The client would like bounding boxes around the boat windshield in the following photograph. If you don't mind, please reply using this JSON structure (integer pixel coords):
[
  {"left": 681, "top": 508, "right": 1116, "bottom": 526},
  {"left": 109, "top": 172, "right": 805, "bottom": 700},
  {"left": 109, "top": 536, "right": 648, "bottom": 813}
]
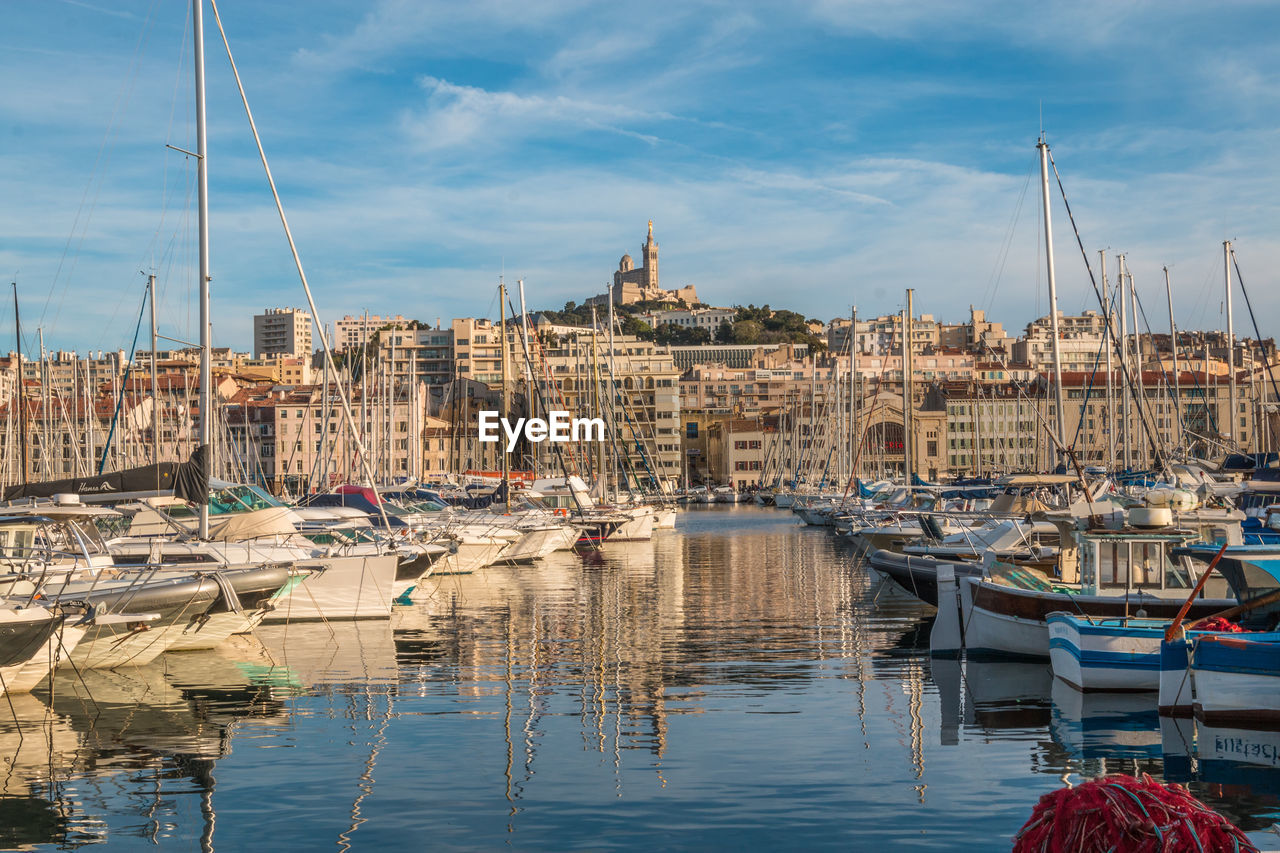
[{"left": 165, "top": 485, "right": 285, "bottom": 518}]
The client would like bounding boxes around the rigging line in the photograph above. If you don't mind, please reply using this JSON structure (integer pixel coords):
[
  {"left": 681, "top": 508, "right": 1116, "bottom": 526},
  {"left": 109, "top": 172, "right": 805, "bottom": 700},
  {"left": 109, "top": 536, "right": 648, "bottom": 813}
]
[
  {"left": 1130, "top": 285, "right": 1189, "bottom": 450},
  {"left": 1046, "top": 152, "right": 1168, "bottom": 475},
  {"left": 982, "top": 156, "right": 1036, "bottom": 313},
  {"left": 1230, "top": 252, "right": 1280, "bottom": 415},
  {"left": 1068, "top": 299, "right": 1114, "bottom": 451},
  {"left": 44, "top": 0, "right": 165, "bottom": 332},
  {"left": 144, "top": 0, "right": 193, "bottom": 269},
  {"left": 209, "top": 0, "right": 388, "bottom": 528},
  {"left": 96, "top": 289, "right": 150, "bottom": 474}
]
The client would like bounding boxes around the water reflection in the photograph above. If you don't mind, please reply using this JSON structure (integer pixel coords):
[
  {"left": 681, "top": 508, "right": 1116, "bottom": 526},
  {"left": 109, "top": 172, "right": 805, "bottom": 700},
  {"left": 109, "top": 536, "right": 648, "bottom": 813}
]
[{"left": 1, "top": 506, "right": 1276, "bottom": 849}]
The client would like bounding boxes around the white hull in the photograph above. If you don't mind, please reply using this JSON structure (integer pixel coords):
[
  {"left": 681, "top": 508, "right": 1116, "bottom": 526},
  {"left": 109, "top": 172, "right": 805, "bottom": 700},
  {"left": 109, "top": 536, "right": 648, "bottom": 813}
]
[
  {"left": 796, "top": 508, "right": 832, "bottom": 526},
  {"left": 501, "top": 527, "right": 569, "bottom": 562},
  {"left": 430, "top": 538, "right": 508, "bottom": 577},
  {"left": 166, "top": 609, "right": 264, "bottom": 651},
  {"left": 1192, "top": 667, "right": 1280, "bottom": 725},
  {"left": 1047, "top": 615, "right": 1160, "bottom": 692},
  {"left": 609, "top": 511, "right": 655, "bottom": 542},
  {"left": 264, "top": 554, "right": 397, "bottom": 622},
  {"left": 958, "top": 577, "right": 1050, "bottom": 658},
  {"left": 1158, "top": 639, "right": 1195, "bottom": 716},
  {"left": 70, "top": 608, "right": 210, "bottom": 669},
  {"left": 2, "top": 623, "right": 84, "bottom": 694},
  {"left": 653, "top": 509, "right": 677, "bottom": 529}
]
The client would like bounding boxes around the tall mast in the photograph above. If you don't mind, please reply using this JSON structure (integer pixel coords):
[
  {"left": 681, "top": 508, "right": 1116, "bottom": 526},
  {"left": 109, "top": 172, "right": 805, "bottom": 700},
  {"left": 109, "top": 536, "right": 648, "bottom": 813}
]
[
  {"left": 1225, "top": 241, "right": 1237, "bottom": 447},
  {"left": 1117, "top": 254, "right": 1131, "bottom": 471},
  {"left": 12, "top": 283, "right": 27, "bottom": 486},
  {"left": 1127, "top": 268, "right": 1147, "bottom": 469},
  {"left": 193, "top": 0, "right": 212, "bottom": 538},
  {"left": 149, "top": 274, "right": 160, "bottom": 469},
  {"left": 499, "top": 278, "right": 509, "bottom": 511},
  {"left": 607, "top": 282, "right": 617, "bottom": 496},
  {"left": 408, "top": 327, "right": 417, "bottom": 481},
  {"left": 1100, "top": 252, "right": 1114, "bottom": 471},
  {"left": 39, "top": 329, "right": 48, "bottom": 477},
  {"left": 1164, "top": 266, "right": 1181, "bottom": 455},
  {"left": 902, "top": 290, "right": 914, "bottom": 483},
  {"left": 1037, "top": 136, "right": 1068, "bottom": 463},
  {"left": 322, "top": 326, "right": 330, "bottom": 492},
  {"left": 517, "top": 278, "right": 535, "bottom": 472},
  {"left": 361, "top": 310, "right": 369, "bottom": 469},
  {"left": 849, "top": 306, "right": 858, "bottom": 484}
]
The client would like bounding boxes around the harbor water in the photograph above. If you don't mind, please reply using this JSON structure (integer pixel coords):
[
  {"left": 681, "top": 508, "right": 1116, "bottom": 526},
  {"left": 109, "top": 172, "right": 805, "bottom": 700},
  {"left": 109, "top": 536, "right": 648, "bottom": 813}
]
[{"left": 5, "top": 505, "right": 1278, "bottom": 850}]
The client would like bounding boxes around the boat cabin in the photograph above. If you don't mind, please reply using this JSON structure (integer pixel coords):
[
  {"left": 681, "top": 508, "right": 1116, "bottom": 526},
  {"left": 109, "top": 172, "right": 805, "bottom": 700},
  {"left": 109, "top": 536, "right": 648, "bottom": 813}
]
[{"left": 1073, "top": 528, "right": 1229, "bottom": 599}]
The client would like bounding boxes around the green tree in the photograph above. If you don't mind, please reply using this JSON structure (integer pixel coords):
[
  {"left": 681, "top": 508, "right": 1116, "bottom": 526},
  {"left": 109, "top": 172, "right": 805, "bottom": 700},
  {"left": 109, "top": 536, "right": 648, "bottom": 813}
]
[
  {"left": 732, "top": 319, "right": 763, "bottom": 344},
  {"left": 621, "top": 316, "right": 655, "bottom": 340}
]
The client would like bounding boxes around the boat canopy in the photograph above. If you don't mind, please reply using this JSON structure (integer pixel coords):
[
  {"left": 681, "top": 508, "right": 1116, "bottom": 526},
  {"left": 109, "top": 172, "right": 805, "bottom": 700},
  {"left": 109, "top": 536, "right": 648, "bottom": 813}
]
[
  {"left": 1, "top": 445, "right": 208, "bottom": 505},
  {"left": 994, "top": 474, "right": 1077, "bottom": 486}
]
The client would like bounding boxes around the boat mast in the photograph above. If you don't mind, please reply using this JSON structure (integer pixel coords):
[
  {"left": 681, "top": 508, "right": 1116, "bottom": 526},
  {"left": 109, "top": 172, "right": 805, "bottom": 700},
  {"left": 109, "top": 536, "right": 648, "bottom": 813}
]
[
  {"left": 1127, "top": 267, "right": 1147, "bottom": 470},
  {"left": 12, "top": 283, "right": 27, "bottom": 487},
  {"left": 607, "top": 282, "right": 617, "bottom": 497},
  {"left": 499, "top": 277, "right": 509, "bottom": 511},
  {"left": 1224, "top": 241, "right": 1237, "bottom": 448},
  {"left": 902, "top": 289, "right": 914, "bottom": 483},
  {"left": 1164, "top": 266, "right": 1181, "bottom": 455},
  {"left": 1116, "top": 254, "right": 1131, "bottom": 472},
  {"left": 517, "top": 279, "right": 535, "bottom": 472},
  {"left": 193, "top": 0, "right": 212, "bottom": 538},
  {"left": 149, "top": 273, "right": 160, "bottom": 472},
  {"left": 1037, "top": 136, "right": 1068, "bottom": 466},
  {"left": 849, "top": 305, "right": 858, "bottom": 484},
  {"left": 1099, "top": 252, "right": 1114, "bottom": 472}
]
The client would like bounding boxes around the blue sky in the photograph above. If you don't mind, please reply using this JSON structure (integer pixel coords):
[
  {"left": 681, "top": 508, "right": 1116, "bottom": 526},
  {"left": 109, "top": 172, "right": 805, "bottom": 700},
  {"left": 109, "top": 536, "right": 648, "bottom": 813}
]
[{"left": 3, "top": 0, "right": 1280, "bottom": 354}]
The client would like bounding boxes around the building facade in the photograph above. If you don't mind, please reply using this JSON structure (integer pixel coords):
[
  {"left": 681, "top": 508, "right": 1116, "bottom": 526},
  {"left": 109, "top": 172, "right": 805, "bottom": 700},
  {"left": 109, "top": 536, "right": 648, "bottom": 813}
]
[{"left": 253, "top": 308, "right": 313, "bottom": 358}]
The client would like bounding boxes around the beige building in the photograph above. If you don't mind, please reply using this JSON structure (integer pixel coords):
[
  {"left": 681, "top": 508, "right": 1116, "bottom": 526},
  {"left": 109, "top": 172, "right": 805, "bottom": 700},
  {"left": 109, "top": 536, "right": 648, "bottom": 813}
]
[
  {"left": 451, "top": 318, "right": 503, "bottom": 384},
  {"left": 587, "top": 222, "right": 699, "bottom": 308},
  {"left": 253, "top": 308, "right": 313, "bottom": 358},
  {"left": 332, "top": 314, "right": 413, "bottom": 353},
  {"left": 532, "top": 328, "right": 683, "bottom": 490},
  {"left": 226, "top": 381, "right": 445, "bottom": 495},
  {"left": 638, "top": 307, "right": 736, "bottom": 334},
  {"left": 705, "top": 418, "right": 776, "bottom": 490}
]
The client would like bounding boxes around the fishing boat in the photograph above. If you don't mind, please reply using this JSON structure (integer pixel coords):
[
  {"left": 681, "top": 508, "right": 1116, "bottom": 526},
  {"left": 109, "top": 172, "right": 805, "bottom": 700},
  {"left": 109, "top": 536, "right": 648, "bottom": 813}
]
[
  {"left": 1047, "top": 613, "right": 1280, "bottom": 694},
  {"left": 933, "top": 519, "right": 1236, "bottom": 659},
  {"left": 1187, "top": 634, "right": 1280, "bottom": 726}
]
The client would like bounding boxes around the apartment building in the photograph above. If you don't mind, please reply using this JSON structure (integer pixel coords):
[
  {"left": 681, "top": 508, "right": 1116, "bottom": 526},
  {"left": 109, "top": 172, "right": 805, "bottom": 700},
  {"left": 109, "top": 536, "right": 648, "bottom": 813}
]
[{"left": 253, "top": 308, "right": 313, "bottom": 358}]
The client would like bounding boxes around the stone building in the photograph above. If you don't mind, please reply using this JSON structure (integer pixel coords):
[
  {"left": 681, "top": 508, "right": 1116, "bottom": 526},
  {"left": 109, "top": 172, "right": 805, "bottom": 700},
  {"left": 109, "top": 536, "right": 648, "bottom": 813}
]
[
  {"left": 587, "top": 221, "right": 699, "bottom": 307},
  {"left": 706, "top": 417, "right": 775, "bottom": 491}
]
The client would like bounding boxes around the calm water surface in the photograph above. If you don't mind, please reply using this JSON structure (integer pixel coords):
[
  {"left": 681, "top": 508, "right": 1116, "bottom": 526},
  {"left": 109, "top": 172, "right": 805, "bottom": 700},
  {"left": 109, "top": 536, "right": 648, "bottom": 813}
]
[{"left": 4, "top": 506, "right": 1279, "bottom": 850}]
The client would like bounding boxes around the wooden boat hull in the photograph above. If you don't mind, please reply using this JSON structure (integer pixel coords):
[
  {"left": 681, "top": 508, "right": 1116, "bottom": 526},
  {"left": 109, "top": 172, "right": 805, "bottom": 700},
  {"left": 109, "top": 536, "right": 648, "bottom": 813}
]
[{"left": 958, "top": 577, "right": 1233, "bottom": 659}]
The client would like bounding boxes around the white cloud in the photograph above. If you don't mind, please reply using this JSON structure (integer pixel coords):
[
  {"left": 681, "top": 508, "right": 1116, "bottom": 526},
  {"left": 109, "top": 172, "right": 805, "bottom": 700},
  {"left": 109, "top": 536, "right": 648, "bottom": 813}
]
[{"left": 401, "top": 77, "right": 673, "bottom": 151}]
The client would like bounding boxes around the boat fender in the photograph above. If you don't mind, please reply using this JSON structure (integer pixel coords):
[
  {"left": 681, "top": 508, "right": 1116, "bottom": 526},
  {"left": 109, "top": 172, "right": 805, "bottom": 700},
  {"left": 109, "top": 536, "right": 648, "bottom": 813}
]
[{"left": 929, "top": 565, "right": 964, "bottom": 658}]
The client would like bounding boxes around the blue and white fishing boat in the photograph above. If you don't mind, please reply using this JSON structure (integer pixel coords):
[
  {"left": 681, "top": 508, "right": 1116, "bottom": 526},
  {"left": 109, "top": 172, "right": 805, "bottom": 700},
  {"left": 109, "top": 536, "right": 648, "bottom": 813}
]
[
  {"left": 1186, "top": 634, "right": 1280, "bottom": 727},
  {"left": 1048, "top": 612, "right": 1280, "bottom": 694}
]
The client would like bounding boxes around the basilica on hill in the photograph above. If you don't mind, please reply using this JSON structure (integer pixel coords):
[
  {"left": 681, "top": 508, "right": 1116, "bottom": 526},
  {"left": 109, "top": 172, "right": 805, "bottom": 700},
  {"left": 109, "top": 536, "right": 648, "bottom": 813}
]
[{"left": 586, "top": 221, "right": 699, "bottom": 307}]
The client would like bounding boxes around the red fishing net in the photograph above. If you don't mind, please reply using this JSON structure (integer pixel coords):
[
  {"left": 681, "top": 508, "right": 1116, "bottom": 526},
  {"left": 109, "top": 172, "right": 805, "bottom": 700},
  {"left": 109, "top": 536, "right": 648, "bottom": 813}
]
[
  {"left": 1193, "top": 617, "right": 1245, "bottom": 633},
  {"left": 1012, "top": 774, "right": 1257, "bottom": 852}
]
